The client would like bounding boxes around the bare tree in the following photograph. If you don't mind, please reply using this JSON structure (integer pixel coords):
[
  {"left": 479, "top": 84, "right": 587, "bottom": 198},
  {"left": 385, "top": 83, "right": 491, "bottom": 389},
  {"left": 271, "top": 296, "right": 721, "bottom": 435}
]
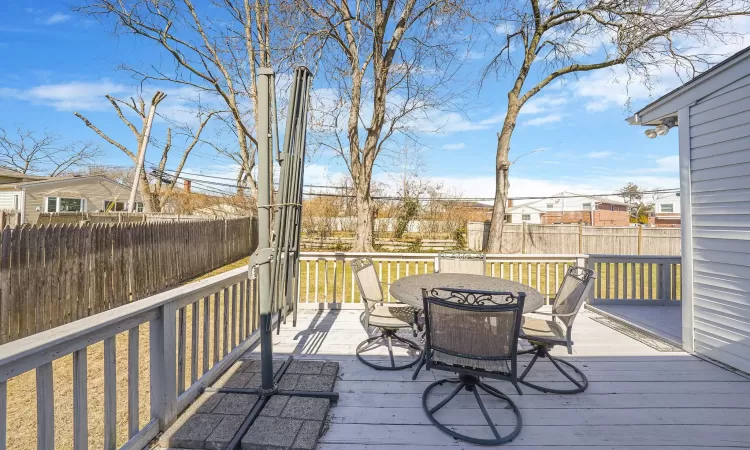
[
  {"left": 74, "top": 94, "right": 214, "bottom": 211},
  {"left": 483, "top": 0, "right": 750, "bottom": 252},
  {"left": 0, "top": 127, "right": 101, "bottom": 176},
  {"left": 76, "top": 0, "right": 277, "bottom": 200},
  {"left": 287, "top": 0, "right": 471, "bottom": 251}
]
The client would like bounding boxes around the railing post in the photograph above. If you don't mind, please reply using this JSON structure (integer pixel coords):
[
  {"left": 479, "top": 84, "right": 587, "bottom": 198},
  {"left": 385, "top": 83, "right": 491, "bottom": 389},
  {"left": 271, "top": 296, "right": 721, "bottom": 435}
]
[
  {"left": 660, "top": 263, "right": 671, "bottom": 301},
  {"left": 583, "top": 256, "right": 594, "bottom": 304},
  {"left": 150, "top": 302, "right": 177, "bottom": 430}
]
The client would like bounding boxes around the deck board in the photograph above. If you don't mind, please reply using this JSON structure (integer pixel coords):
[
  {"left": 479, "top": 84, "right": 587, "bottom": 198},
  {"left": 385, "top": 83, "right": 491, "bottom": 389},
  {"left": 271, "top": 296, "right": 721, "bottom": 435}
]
[{"left": 240, "top": 307, "right": 750, "bottom": 449}]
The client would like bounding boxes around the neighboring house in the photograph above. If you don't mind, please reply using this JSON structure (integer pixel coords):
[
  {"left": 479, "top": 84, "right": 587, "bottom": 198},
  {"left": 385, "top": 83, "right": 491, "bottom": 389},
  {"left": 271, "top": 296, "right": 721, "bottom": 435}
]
[
  {"left": 505, "top": 192, "right": 629, "bottom": 226},
  {"left": 647, "top": 193, "right": 682, "bottom": 227},
  {"left": 627, "top": 46, "right": 750, "bottom": 373},
  {"left": 0, "top": 174, "right": 144, "bottom": 224}
]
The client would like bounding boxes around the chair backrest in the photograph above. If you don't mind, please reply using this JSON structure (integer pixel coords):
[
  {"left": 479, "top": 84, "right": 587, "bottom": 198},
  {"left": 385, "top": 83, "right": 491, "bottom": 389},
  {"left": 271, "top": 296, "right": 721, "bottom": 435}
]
[
  {"left": 351, "top": 257, "right": 384, "bottom": 306},
  {"left": 422, "top": 288, "right": 525, "bottom": 371},
  {"left": 553, "top": 266, "right": 595, "bottom": 328},
  {"left": 438, "top": 250, "right": 485, "bottom": 275}
]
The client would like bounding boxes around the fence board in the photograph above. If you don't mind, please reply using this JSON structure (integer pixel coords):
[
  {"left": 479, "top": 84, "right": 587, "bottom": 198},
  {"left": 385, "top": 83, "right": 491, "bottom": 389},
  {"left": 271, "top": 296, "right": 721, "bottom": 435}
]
[
  {"left": 0, "top": 218, "right": 256, "bottom": 343},
  {"left": 468, "top": 222, "right": 680, "bottom": 255}
]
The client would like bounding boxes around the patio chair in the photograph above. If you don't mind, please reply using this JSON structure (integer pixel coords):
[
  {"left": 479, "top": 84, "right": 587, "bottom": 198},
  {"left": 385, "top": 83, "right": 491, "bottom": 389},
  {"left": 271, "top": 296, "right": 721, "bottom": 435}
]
[
  {"left": 420, "top": 287, "right": 525, "bottom": 445},
  {"left": 518, "top": 266, "right": 595, "bottom": 394},
  {"left": 351, "top": 257, "right": 422, "bottom": 370},
  {"left": 437, "top": 250, "right": 485, "bottom": 275}
]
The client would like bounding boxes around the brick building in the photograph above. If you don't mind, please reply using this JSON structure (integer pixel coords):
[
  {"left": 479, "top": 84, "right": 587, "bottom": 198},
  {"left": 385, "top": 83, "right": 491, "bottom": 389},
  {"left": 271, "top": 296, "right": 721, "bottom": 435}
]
[{"left": 506, "top": 192, "right": 630, "bottom": 226}]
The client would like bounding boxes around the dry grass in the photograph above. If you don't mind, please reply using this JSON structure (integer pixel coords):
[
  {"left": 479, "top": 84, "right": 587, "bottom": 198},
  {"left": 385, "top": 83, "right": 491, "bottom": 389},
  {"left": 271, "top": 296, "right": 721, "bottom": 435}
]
[{"left": 4, "top": 258, "right": 253, "bottom": 449}]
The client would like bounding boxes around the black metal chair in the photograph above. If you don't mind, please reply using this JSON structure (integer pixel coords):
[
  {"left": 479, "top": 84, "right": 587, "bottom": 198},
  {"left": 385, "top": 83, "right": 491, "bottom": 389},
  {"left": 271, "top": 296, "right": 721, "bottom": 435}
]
[
  {"left": 351, "top": 257, "right": 422, "bottom": 370},
  {"left": 437, "top": 250, "right": 486, "bottom": 275},
  {"left": 420, "top": 287, "right": 525, "bottom": 445},
  {"left": 518, "top": 266, "right": 595, "bottom": 394}
]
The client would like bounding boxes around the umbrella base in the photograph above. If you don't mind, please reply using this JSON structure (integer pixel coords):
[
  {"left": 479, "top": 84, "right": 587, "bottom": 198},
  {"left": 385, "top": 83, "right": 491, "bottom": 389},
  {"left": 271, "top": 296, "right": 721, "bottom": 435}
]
[{"left": 208, "top": 355, "right": 340, "bottom": 450}]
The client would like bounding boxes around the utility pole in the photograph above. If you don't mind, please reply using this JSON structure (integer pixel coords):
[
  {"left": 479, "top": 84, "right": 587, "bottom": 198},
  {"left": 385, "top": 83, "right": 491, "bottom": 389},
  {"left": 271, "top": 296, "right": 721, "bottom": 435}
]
[{"left": 128, "top": 91, "right": 167, "bottom": 212}]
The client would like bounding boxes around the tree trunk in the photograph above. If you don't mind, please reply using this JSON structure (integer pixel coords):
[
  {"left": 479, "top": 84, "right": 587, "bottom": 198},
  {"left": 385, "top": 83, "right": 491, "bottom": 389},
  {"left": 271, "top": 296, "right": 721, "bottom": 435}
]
[
  {"left": 138, "top": 169, "right": 155, "bottom": 212},
  {"left": 485, "top": 107, "right": 519, "bottom": 253},
  {"left": 353, "top": 181, "right": 374, "bottom": 252}
]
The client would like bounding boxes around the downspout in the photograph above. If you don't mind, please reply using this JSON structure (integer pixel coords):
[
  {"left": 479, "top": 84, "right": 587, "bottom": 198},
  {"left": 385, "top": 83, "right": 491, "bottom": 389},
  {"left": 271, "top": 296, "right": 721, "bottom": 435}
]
[{"left": 19, "top": 186, "right": 26, "bottom": 224}]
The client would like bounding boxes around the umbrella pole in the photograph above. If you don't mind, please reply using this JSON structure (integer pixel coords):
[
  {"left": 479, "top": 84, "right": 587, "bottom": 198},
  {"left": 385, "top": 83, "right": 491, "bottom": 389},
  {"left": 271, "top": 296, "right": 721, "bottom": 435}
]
[
  {"left": 222, "top": 67, "right": 337, "bottom": 450},
  {"left": 256, "top": 67, "right": 276, "bottom": 392}
]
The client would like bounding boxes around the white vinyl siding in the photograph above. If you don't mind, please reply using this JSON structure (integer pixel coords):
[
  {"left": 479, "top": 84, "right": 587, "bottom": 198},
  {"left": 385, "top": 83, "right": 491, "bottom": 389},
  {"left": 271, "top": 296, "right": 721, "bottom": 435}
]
[
  {"left": 0, "top": 191, "right": 20, "bottom": 210},
  {"left": 688, "top": 73, "right": 750, "bottom": 374}
]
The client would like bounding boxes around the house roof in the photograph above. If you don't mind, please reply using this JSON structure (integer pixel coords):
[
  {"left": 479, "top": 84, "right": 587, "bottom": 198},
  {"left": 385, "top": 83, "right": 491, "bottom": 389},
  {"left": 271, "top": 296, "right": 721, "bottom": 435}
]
[
  {"left": 507, "top": 203, "right": 543, "bottom": 213},
  {"left": 510, "top": 192, "right": 628, "bottom": 210},
  {"left": 0, "top": 175, "right": 135, "bottom": 192},
  {"left": 627, "top": 46, "right": 750, "bottom": 126},
  {"left": 0, "top": 167, "right": 47, "bottom": 181}
]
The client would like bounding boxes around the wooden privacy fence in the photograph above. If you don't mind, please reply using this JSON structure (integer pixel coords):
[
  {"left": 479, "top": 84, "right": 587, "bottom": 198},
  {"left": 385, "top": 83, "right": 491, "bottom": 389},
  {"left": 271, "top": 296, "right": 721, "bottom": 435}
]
[
  {"left": 35, "top": 212, "right": 213, "bottom": 225},
  {"left": 468, "top": 222, "right": 681, "bottom": 255},
  {"left": 0, "top": 217, "right": 257, "bottom": 344}
]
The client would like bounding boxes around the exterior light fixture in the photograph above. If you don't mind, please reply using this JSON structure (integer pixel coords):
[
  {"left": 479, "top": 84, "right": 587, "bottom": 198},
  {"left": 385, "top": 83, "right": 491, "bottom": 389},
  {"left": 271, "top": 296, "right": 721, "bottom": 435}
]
[{"left": 644, "top": 117, "right": 676, "bottom": 139}]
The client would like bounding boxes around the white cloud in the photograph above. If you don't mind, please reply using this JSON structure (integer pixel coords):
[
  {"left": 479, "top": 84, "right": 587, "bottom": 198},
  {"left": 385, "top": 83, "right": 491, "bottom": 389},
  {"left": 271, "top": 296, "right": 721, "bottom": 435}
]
[
  {"left": 441, "top": 143, "right": 465, "bottom": 150},
  {"left": 585, "top": 151, "right": 615, "bottom": 159},
  {"left": 523, "top": 114, "right": 562, "bottom": 126},
  {"left": 572, "top": 17, "right": 750, "bottom": 113},
  {"left": 44, "top": 13, "right": 71, "bottom": 25},
  {"left": 520, "top": 95, "right": 568, "bottom": 115},
  {"left": 0, "top": 80, "right": 130, "bottom": 111},
  {"left": 639, "top": 155, "right": 679, "bottom": 173}
]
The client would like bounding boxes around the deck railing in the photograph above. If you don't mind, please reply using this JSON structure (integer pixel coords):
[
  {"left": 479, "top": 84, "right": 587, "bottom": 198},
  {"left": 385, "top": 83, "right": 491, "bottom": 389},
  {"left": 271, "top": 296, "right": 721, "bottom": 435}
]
[
  {"left": 298, "top": 252, "right": 681, "bottom": 307},
  {"left": 0, "top": 267, "right": 261, "bottom": 450},
  {"left": 0, "top": 251, "right": 681, "bottom": 449},
  {"left": 587, "top": 255, "right": 682, "bottom": 305},
  {"left": 299, "top": 252, "right": 586, "bottom": 305}
]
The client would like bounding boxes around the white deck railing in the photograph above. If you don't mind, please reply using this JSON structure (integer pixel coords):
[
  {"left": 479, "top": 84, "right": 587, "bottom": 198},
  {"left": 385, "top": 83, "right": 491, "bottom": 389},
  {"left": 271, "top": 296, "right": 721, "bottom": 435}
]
[
  {"left": 298, "top": 252, "right": 681, "bottom": 307},
  {"left": 588, "top": 254, "right": 682, "bottom": 306},
  {"left": 299, "top": 252, "right": 586, "bottom": 305},
  {"left": 0, "top": 267, "right": 262, "bottom": 450}
]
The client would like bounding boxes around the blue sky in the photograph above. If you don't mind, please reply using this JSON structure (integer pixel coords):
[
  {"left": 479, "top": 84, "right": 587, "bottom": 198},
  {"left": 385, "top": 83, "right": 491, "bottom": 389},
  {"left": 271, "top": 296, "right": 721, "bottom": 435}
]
[{"left": 1, "top": 1, "right": 748, "bottom": 200}]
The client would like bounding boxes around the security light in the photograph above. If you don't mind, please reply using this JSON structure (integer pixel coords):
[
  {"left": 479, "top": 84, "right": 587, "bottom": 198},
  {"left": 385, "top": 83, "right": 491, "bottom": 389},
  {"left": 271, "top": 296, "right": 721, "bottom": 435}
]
[
  {"left": 645, "top": 128, "right": 657, "bottom": 139},
  {"left": 655, "top": 124, "right": 670, "bottom": 136}
]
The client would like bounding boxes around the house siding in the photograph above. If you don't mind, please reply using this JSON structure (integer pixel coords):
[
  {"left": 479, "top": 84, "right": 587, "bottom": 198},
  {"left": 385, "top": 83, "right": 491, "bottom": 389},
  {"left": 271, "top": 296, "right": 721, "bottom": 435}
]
[
  {"left": 0, "top": 190, "right": 20, "bottom": 210},
  {"left": 22, "top": 178, "right": 141, "bottom": 224},
  {"left": 688, "top": 72, "right": 750, "bottom": 374}
]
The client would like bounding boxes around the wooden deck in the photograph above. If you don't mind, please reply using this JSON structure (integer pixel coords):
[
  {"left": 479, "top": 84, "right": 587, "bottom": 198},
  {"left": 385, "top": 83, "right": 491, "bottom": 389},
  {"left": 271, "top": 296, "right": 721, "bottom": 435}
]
[
  {"left": 588, "top": 303, "right": 682, "bottom": 346},
  {"left": 240, "top": 306, "right": 750, "bottom": 449}
]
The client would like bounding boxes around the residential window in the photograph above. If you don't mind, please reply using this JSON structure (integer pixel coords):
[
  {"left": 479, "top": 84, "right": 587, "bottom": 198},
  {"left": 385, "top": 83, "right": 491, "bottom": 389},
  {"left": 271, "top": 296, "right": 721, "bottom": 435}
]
[
  {"left": 546, "top": 203, "right": 554, "bottom": 209},
  {"left": 104, "top": 200, "right": 126, "bottom": 212},
  {"left": 522, "top": 214, "right": 531, "bottom": 221},
  {"left": 134, "top": 202, "right": 144, "bottom": 212},
  {"left": 582, "top": 202, "right": 592, "bottom": 209},
  {"left": 45, "top": 197, "right": 86, "bottom": 213},
  {"left": 661, "top": 203, "right": 674, "bottom": 213}
]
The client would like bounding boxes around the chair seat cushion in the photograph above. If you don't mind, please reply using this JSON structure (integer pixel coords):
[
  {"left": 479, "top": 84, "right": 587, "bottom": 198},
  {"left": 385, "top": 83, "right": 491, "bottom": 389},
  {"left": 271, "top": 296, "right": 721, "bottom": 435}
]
[
  {"left": 368, "top": 304, "right": 416, "bottom": 329},
  {"left": 521, "top": 317, "right": 567, "bottom": 346},
  {"left": 431, "top": 350, "right": 510, "bottom": 374}
]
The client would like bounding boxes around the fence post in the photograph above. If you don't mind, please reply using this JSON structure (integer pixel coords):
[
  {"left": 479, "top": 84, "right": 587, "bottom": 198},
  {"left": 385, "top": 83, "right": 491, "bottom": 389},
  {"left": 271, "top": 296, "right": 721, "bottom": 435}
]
[
  {"left": 150, "top": 302, "right": 177, "bottom": 430},
  {"left": 434, "top": 255, "right": 440, "bottom": 273}
]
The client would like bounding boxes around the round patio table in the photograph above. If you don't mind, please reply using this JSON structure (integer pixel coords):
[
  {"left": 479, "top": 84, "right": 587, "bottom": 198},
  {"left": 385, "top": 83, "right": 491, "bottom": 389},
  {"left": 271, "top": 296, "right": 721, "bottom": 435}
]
[{"left": 389, "top": 273, "right": 544, "bottom": 313}]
